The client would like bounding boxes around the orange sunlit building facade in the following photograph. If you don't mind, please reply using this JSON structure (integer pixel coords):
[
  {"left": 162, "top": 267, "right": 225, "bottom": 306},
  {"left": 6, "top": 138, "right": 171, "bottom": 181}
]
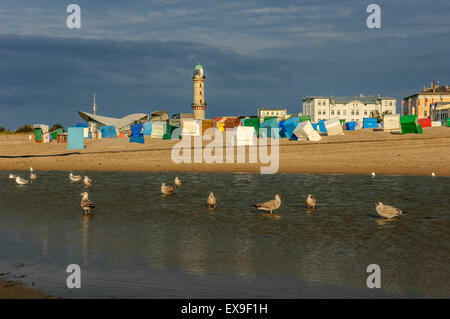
[{"left": 403, "top": 80, "right": 450, "bottom": 118}]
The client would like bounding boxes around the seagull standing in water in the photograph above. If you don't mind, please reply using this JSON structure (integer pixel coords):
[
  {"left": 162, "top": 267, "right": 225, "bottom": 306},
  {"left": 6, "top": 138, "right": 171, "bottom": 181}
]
[
  {"left": 83, "top": 176, "right": 92, "bottom": 187},
  {"left": 80, "top": 192, "right": 95, "bottom": 214},
  {"left": 207, "top": 192, "right": 217, "bottom": 208},
  {"left": 252, "top": 194, "right": 281, "bottom": 214},
  {"left": 161, "top": 183, "right": 176, "bottom": 195},
  {"left": 375, "top": 202, "right": 407, "bottom": 219},
  {"left": 371, "top": 172, "right": 376, "bottom": 178},
  {"left": 15, "top": 176, "right": 29, "bottom": 185},
  {"left": 174, "top": 176, "right": 182, "bottom": 188},
  {"left": 306, "top": 194, "right": 317, "bottom": 209},
  {"left": 9, "top": 174, "right": 16, "bottom": 179},
  {"left": 70, "top": 173, "right": 82, "bottom": 182},
  {"left": 29, "top": 167, "right": 37, "bottom": 181}
]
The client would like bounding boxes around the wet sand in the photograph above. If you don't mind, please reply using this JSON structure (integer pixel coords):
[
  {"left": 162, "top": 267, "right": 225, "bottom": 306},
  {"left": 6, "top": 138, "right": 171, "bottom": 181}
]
[
  {"left": 0, "top": 278, "right": 54, "bottom": 299},
  {"left": 1, "top": 127, "right": 449, "bottom": 175}
]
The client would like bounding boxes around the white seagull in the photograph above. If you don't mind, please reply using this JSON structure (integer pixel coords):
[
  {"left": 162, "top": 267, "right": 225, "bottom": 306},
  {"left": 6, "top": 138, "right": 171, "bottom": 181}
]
[
  {"left": 15, "top": 176, "right": 29, "bottom": 185},
  {"left": 29, "top": 167, "right": 37, "bottom": 180},
  {"left": 375, "top": 202, "right": 408, "bottom": 219},
  {"left": 371, "top": 172, "right": 376, "bottom": 177},
  {"left": 207, "top": 192, "right": 217, "bottom": 208},
  {"left": 83, "top": 176, "right": 92, "bottom": 187},
  {"left": 80, "top": 192, "right": 95, "bottom": 214},
  {"left": 252, "top": 194, "right": 281, "bottom": 214},
  {"left": 431, "top": 172, "right": 436, "bottom": 177},
  {"left": 306, "top": 194, "right": 317, "bottom": 209},
  {"left": 174, "top": 176, "right": 182, "bottom": 188},
  {"left": 161, "top": 183, "right": 176, "bottom": 195},
  {"left": 9, "top": 174, "right": 16, "bottom": 179},
  {"left": 69, "top": 173, "right": 82, "bottom": 182}
]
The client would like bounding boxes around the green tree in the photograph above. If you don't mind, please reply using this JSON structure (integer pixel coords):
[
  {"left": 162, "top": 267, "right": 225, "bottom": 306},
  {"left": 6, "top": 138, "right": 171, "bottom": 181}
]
[
  {"left": 15, "top": 124, "right": 34, "bottom": 133},
  {"left": 50, "top": 123, "right": 64, "bottom": 132},
  {"left": 0, "top": 126, "right": 6, "bottom": 133}
]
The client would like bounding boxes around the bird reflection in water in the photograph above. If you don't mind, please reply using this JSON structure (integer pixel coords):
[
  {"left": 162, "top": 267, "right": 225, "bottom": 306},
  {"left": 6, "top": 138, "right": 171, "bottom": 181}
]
[{"left": 81, "top": 214, "right": 93, "bottom": 265}]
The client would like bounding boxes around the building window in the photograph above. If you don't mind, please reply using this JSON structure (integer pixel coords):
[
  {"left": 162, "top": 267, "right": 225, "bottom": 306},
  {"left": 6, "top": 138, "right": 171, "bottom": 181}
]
[
  {"left": 318, "top": 101, "right": 322, "bottom": 106},
  {"left": 337, "top": 110, "right": 341, "bottom": 115},
  {"left": 389, "top": 102, "right": 393, "bottom": 106},
  {"left": 200, "top": 91, "right": 202, "bottom": 95},
  {"left": 351, "top": 110, "right": 354, "bottom": 115},
  {"left": 424, "top": 110, "right": 427, "bottom": 117},
  {"left": 322, "top": 109, "right": 326, "bottom": 114},
  {"left": 364, "top": 110, "right": 367, "bottom": 115},
  {"left": 318, "top": 110, "right": 322, "bottom": 115},
  {"left": 343, "top": 110, "right": 347, "bottom": 115},
  {"left": 331, "top": 110, "right": 335, "bottom": 115}
]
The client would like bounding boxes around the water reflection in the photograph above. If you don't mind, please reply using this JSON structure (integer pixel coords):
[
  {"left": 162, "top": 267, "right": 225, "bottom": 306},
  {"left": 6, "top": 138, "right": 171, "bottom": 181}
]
[{"left": 0, "top": 171, "right": 449, "bottom": 298}]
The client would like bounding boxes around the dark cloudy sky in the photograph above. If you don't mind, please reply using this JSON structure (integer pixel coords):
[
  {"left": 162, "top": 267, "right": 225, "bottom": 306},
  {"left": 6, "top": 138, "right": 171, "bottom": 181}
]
[{"left": 1, "top": 0, "right": 450, "bottom": 130}]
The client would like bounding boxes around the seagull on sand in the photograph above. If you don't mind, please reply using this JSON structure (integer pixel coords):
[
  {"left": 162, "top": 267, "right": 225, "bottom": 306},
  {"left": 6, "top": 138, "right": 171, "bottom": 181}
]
[
  {"left": 161, "top": 183, "right": 176, "bottom": 195},
  {"left": 69, "top": 173, "right": 82, "bottom": 182},
  {"left": 252, "top": 194, "right": 281, "bottom": 214},
  {"left": 80, "top": 192, "right": 95, "bottom": 214},
  {"left": 174, "top": 176, "right": 182, "bottom": 188},
  {"left": 83, "top": 176, "right": 92, "bottom": 187},
  {"left": 306, "top": 194, "right": 317, "bottom": 209},
  {"left": 207, "top": 192, "right": 217, "bottom": 208},
  {"left": 29, "top": 167, "right": 36, "bottom": 180},
  {"left": 375, "top": 202, "right": 407, "bottom": 219},
  {"left": 15, "top": 176, "right": 29, "bottom": 185}
]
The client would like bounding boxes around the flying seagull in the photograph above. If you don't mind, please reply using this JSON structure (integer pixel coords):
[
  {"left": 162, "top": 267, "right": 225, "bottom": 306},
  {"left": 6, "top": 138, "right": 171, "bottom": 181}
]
[
  {"left": 174, "top": 176, "right": 182, "bottom": 188},
  {"left": 80, "top": 192, "right": 95, "bottom": 214},
  {"left": 375, "top": 202, "right": 407, "bottom": 219},
  {"left": 161, "top": 183, "right": 176, "bottom": 195},
  {"left": 207, "top": 192, "right": 217, "bottom": 208},
  {"left": 69, "top": 173, "right": 82, "bottom": 182},
  {"left": 306, "top": 194, "right": 317, "bottom": 209},
  {"left": 83, "top": 176, "right": 92, "bottom": 187},
  {"left": 15, "top": 176, "right": 29, "bottom": 185},
  {"left": 252, "top": 194, "right": 281, "bottom": 214}
]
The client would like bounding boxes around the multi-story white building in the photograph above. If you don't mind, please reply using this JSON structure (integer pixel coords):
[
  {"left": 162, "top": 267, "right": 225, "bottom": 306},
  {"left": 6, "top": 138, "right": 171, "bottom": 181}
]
[
  {"left": 302, "top": 95, "right": 396, "bottom": 123},
  {"left": 257, "top": 107, "right": 288, "bottom": 118}
]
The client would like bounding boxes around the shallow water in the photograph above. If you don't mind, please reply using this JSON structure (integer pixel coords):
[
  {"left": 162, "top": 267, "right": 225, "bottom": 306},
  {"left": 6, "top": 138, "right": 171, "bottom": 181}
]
[{"left": 0, "top": 171, "right": 448, "bottom": 298}]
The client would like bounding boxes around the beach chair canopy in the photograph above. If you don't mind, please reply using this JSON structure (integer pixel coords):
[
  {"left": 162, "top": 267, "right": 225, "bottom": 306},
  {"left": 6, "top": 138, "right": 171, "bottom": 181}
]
[
  {"left": 282, "top": 116, "right": 301, "bottom": 140},
  {"left": 242, "top": 118, "right": 260, "bottom": 136},
  {"left": 181, "top": 118, "right": 201, "bottom": 136},
  {"left": 68, "top": 127, "right": 85, "bottom": 150},
  {"left": 100, "top": 125, "right": 117, "bottom": 138},
  {"left": 260, "top": 118, "right": 280, "bottom": 138},
  {"left": 151, "top": 121, "right": 167, "bottom": 138},
  {"left": 293, "top": 121, "right": 322, "bottom": 141},
  {"left": 400, "top": 115, "right": 423, "bottom": 134},
  {"left": 130, "top": 123, "right": 144, "bottom": 137},
  {"left": 324, "top": 118, "right": 344, "bottom": 136},
  {"left": 142, "top": 122, "right": 152, "bottom": 135},
  {"left": 235, "top": 126, "right": 256, "bottom": 146},
  {"left": 383, "top": 114, "right": 400, "bottom": 131},
  {"left": 363, "top": 118, "right": 377, "bottom": 128}
]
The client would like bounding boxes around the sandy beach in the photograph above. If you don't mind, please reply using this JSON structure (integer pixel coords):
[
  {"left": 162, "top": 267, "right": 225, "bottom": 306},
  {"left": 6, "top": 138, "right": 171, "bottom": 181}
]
[
  {"left": 0, "top": 278, "right": 54, "bottom": 299},
  {"left": 1, "top": 127, "right": 450, "bottom": 176}
]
